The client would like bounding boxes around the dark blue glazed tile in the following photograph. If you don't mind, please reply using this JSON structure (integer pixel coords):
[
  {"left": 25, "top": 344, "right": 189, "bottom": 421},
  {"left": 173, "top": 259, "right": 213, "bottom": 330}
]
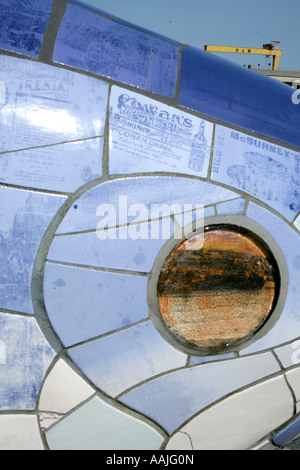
[
  {"left": 272, "top": 415, "right": 300, "bottom": 447},
  {"left": 54, "top": 4, "right": 151, "bottom": 89},
  {"left": 120, "top": 352, "right": 280, "bottom": 434},
  {"left": 0, "top": 56, "right": 108, "bottom": 153},
  {"left": 109, "top": 87, "right": 213, "bottom": 176},
  {"left": 0, "top": 187, "right": 66, "bottom": 314},
  {"left": 239, "top": 202, "right": 300, "bottom": 354},
  {"left": 0, "top": 0, "right": 53, "bottom": 57},
  {"left": 0, "top": 312, "right": 55, "bottom": 410},
  {"left": 55, "top": 176, "right": 239, "bottom": 235},
  {"left": 68, "top": 321, "right": 187, "bottom": 397},
  {"left": 147, "top": 39, "right": 179, "bottom": 98},
  {"left": 44, "top": 263, "right": 149, "bottom": 347},
  {"left": 179, "top": 46, "right": 300, "bottom": 149},
  {"left": 212, "top": 125, "right": 300, "bottom": 221},
  {"left": 0, "top": 137, "right": 103, "bottom": 192}
]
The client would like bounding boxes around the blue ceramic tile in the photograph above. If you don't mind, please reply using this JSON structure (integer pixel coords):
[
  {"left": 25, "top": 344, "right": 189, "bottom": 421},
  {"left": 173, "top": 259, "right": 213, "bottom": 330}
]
[
  {"left": 54, "top": 5, "right": 151, "bottom": 88},
  {"left": 109, "top": 87, "right": 214, "bottom": 177},
  {"left": 68, "top": 321, "right": 187, "bottom": 397},
  {"left": 239, "top": 202, "right": 300, "bottom": 355},
  {"left": 44, "top": 262, "right": 149, "bottom": 347},
  {"left": 55, "top": 176, "right": 239, "bottom": 235},
  {"left": 46, "top": 396, "right": 164, "bottom": 450},
  {"left": 111, "top": 18, "right": 183, "bottom": 46},
  {"left": 67, "top": 1, "right": 112, "bottom": 18},
  {"left": 179, "top": 46, "right": 300, "bottom": 149},
  {"left": 274, "top": 341, "right": 300, "bottom": 368},
  {"left": 0, "top": 55, "right": 108, "bottom": 153},
  {"left": 272, "top": 414, "right": 300, "bottom": 447},
  {"left": 0, "top": 187, "right": 66, "bottom": 314},
  {"left": 120, "top": 352, "right": 280, "bottom": 434},
  {"left": 0, "top": 0, "right": 53, "bottom": 57},
  {"left": 147, "top": 39, "right": 179, "bottom": 98},
  {"left": 48, "top": 219, "right": 175, "bottom": 273},
  {"left": 212, "top": 125, "right": 300, "bottom": 221},
  {"left": 0, "top": 137, "right": 103, "bottom": 192},
  {"left": 216, "top": 198, "right": 245, "bottom": 215},
  {"left": 0, "top": 312, "right": 55, "bottom": 410},
  {"left": 189, "top": 353, "right": 235, "bottom": 366}
]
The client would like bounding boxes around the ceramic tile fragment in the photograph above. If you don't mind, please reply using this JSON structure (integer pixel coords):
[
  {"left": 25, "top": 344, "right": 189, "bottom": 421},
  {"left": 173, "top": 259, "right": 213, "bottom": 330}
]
[
  {"left": 0, "top": 186, "right": 66, "bottom": 314},
  {"left": 179, "top": 46, "right": 300, "bottom": 149},
  {"left": 68, "top": 321, "right": 187, "bottom": 397},
  {"left": 55, "top": 176, "right": 239, "bottom": 235},
  {"left": 39, "top": 412, "right": 63, "bottom": 431},
  {"left": 0, "top": 414, "right": 44, "bottom": 450},
  {"left": 240, "top": 203, "right": 300, "bottom": 354},
  {"left": 165, "top": 376, "right": 293, "bottom": 450},
  {"left": 109, "top": 87, "right": 213, "bottom": 177},
  {"left": 44, "top": 263, "right": 149, "bottom": 347},
  {"left": 121, "top": 352, "right": 281, "bottom": 434},
  {"left": 0, "top": 0, "right": 53, "bottom": 58},
  {"left": 0, "top": 138, "right": 104, "bottom": 192},
  {"left": 212, "top": 125, "right": 300, "bottom": 221},
  {"left": 272, "top": 414, "right": 300, "bottom": 447},
  {"left": 285, "top": 368, "right": 300, "bottom": 402},
  {"left": 39, "top": 359, "right": 94, "bottom": 414},
  {"left": 46, "top": 396, "right": 164, "bottom": 450},
  {"left": 189, "top": 353, "right": 235, "bottom": 366},
  {"left": 216, "top": 198, "right": 245, "bottom": 215},
  {"left": 0, "top": 55, "right": 108, "bottom": 153},
  {"left": 294, "top": 214, "right": 300, "bottom": 232},
  {"left": 54, "top": 5, "right": 151, "bottom": 88},
  {"left": 275, "top": 341, "right": 300, "bottom": 368},
  {"left": 166, "top": 432, "right": 193, "bottom": 450},
  {"left": 48, "top": 218, "right": 174, "bottom": 273},
  {"left": 147, "top": 39, "right": 179, "bottom": 98},
  {"left": 0, "top": 313, "right": 55, "bottom": 410},
  {"left": 248, "top": 437, "right": 278, "bottom": 450}
]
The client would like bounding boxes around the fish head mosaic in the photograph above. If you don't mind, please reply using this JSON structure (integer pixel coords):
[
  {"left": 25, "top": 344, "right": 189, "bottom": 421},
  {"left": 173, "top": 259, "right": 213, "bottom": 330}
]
[{"left": 0, "top": 0, "right": 300, "bottom": 451}]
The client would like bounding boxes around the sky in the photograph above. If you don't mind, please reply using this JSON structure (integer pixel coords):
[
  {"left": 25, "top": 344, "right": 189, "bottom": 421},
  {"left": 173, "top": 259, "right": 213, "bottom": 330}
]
[{"left": 78, "top": 0, "right": 300, "bottom": 71}]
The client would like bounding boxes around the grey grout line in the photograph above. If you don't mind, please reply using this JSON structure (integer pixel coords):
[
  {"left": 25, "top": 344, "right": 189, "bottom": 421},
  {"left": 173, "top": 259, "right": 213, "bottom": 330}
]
[
  {"left": 45, "top": 259, "right": 150, "bottom": 277},
  {"left": 39, "top": 0, "right": 67, "bottom": 63}
]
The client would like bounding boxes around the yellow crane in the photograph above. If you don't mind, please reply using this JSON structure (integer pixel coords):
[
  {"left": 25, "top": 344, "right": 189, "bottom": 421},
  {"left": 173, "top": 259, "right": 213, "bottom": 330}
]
[{"left": 204, "top": 42, "right": 282, "bottom": 70}]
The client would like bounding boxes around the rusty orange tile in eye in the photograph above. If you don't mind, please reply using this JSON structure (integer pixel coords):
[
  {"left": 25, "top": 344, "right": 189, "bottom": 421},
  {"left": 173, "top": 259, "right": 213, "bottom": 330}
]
[{"left": 157, "top": 225, "right": 279, "bottom": 353}]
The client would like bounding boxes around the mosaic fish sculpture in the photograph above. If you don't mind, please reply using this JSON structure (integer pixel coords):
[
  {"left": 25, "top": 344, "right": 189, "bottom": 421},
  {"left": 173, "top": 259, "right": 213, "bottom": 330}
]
[{"left": 0, "top": 0, "right": 300, "bottom": 450}]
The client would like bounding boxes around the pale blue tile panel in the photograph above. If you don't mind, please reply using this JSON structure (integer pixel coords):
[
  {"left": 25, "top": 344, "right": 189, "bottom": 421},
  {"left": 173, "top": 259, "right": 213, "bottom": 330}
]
[
  {"left": 121, "top": 352, "right": 281, "bottom": 434},
  {"left": 147, "top": 39, "right": 179, "bottom": 98},
  {"left": 109, "top": 87, "right": 213, "bottom": 177},
  {"left": 0, "top": 187, "right": 66, "bottom": 314},
  {"left": 239, "top": 202, "right": 300, "bottom": 355},
  {"left": 212, "top": 125, "right": 300, "bottom": 221},
  {"left": 0, "top": 55, "right": 108, "bottom": 153},
  {"left": 68, "top": 321, "right": 187, "bottom": 397},
  {"left": 0, "top": 137, "right": 103, "bottom": 192},
  {"left": 189, "top": 353, "right": 235, "bottom": 366},
  {"left": 44, "top": 262, "right": 149, "bottom": 347},
  {"left": 46, "top": 396, "right": 164, "bottom": 450},
  {"left": 0, "top": 0, "right": 53, "bottom": 57},
  {"left": 54, "top": 4, "right": 151, "bottom": 88},
  {"left": 56, "top": 176, "right": 239, "bottom": 235},
  {"left": 216, "top": 198, "right": 245, "bottom": 215},
  {"left": 48, "top": 218, "right": 174, "bottom": 273},
  {"left": 0, "top": 312, "right": 55, "bottom": 410}
]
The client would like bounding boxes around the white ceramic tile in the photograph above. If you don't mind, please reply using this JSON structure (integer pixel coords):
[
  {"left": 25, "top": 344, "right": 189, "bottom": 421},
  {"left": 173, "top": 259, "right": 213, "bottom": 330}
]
[
  {"left": 109, "top": 86, "right": 214, "bottom": 177},
  {"left": 165, "top": 376, "right": 293, "bottom": 450},
  {"left": 275, "top": 340, "right": 300, "bottom": 368},
  {"left": 0, "top": 415, "right": 44, "bottom": 450},
  {"left": 285, "top": 367, "right": 300, "bottom": 402},
  {"left": 46, "top": 396, "right": 164, "bottom": 450},
  {"left": 39, "top": 359, "right": 94, "bottom": 414},
  {"left": 39, "top": 412, "right": 63, "bottom": 431},
  {"left": 165, "top": 432, "right": 192, "bottom": 450}
]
